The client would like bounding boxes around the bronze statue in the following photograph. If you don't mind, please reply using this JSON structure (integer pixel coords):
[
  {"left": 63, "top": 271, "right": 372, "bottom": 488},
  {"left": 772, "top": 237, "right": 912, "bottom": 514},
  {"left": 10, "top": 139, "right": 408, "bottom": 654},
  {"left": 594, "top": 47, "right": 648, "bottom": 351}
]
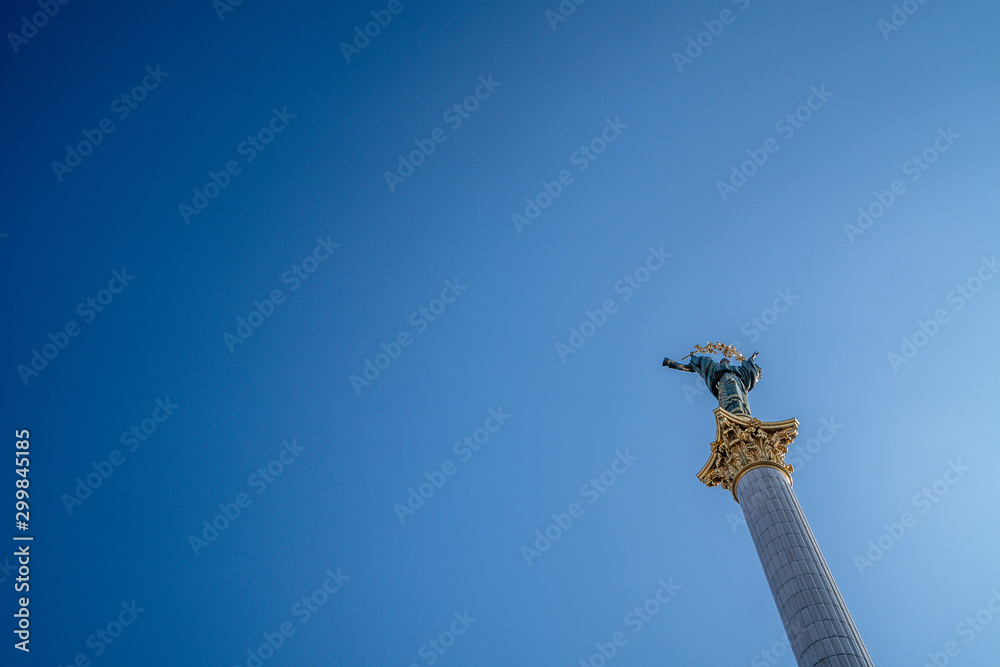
[{"left": 663, "top": 347, "right": 762, "bottom": 417}]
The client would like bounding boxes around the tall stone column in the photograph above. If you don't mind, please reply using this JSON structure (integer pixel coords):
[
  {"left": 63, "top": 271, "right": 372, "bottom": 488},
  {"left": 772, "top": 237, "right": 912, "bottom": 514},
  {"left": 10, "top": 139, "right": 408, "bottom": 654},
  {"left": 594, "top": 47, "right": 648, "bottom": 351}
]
[{"left": 697, "top": 408, "right": 874, "bottom": 667}]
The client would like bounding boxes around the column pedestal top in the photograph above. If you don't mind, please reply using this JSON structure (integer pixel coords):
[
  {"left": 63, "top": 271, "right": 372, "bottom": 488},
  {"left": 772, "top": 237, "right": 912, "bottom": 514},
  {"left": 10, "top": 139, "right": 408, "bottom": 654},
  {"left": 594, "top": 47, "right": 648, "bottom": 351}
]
[{"left": 696, "top": 407, "right": 799, "bottom": 501}]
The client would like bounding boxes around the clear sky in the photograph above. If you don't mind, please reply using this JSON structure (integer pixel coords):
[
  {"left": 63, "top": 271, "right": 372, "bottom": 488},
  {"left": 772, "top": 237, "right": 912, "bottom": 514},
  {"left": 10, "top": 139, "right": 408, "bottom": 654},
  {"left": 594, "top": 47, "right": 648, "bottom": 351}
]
[{"left": 4, "top": 0, "right": 1000, "bottom": 665}]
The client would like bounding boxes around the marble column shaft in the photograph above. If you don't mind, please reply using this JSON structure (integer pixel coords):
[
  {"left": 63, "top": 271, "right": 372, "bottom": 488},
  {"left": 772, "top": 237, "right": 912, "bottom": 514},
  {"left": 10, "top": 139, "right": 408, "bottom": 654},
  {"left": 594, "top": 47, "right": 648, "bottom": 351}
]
[{"left": 737, "top": 465, "right": 874, "bottom": 667}]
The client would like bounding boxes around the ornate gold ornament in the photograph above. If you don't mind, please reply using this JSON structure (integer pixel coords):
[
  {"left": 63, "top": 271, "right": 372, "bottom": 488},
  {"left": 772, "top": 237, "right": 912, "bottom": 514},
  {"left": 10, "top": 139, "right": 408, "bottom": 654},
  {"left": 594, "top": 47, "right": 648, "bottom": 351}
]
[
  {"left": 681, "top": 341, "right": 746, "bottom": 361},
  {"left": 696, "top": 407, "right": 799, "bottom": 501}
]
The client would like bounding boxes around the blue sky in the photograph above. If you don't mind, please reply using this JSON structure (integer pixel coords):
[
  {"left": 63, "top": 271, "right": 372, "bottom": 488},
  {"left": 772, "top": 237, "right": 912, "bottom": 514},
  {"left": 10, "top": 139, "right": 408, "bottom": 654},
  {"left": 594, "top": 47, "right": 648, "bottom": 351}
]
[{"left": 4, "top": 0, "right": 1000, "bottom": 665}]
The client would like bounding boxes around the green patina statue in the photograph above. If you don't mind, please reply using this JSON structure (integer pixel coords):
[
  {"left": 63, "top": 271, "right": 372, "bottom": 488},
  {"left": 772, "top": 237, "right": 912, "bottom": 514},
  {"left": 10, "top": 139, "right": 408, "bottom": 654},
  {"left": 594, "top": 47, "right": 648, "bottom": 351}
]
[{"left": 662, "top": 351, "right": 762, "bottom": 417}]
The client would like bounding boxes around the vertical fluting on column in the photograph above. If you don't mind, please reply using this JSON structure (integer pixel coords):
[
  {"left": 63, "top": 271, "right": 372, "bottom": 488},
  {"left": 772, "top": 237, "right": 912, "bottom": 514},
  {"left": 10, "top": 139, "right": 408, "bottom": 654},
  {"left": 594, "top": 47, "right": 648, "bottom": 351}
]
[{"left": 736, "top": 465, "right": 874, "bottom": 667}]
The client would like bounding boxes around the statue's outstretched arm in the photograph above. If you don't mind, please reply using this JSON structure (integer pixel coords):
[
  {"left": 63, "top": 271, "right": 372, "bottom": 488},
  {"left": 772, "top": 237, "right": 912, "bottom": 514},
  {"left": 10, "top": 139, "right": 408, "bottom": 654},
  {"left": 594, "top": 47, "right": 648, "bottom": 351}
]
[{"left": 662, "top": 357, "right": 695, "bottom": 372}]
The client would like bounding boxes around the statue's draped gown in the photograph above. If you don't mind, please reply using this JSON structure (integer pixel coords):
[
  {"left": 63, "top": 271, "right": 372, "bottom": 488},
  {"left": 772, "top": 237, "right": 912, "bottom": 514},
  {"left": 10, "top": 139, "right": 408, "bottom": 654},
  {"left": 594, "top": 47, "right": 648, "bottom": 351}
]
[{"left": 689, "top": 355, "right": 761, "bottom": 416}]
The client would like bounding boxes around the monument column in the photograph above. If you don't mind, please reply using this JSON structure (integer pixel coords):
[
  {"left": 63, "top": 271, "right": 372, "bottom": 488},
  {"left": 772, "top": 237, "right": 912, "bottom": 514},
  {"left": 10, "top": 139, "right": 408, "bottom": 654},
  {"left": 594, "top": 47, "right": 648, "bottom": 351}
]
[{"left": 698, "top": 408, "right": 875, "bottom": 667}]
